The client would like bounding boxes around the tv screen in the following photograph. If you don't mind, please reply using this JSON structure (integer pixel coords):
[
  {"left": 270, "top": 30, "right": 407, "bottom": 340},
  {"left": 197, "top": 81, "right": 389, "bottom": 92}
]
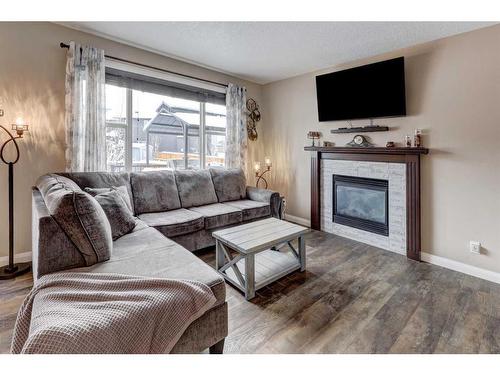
[{"left": 316, "top": 57, "right": 406, "bottom": 122}]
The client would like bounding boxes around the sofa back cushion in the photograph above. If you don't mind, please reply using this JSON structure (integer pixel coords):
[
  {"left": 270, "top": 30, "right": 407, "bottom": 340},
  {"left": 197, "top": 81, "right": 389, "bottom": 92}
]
[
  {"left": 209, "top": 168, "right": 246, "bottom": 202},
  {"left": 59, "top": 172, "right": 133, "bottom": 212},
  {"left": 175, "top": 169, "right": 218, "bottom": 208},
  {"left": 130, "top": 170, "right": 181, "bottom": 214},
  {"left": 36, "top": 174, "right": 112, "bottom": 266}
]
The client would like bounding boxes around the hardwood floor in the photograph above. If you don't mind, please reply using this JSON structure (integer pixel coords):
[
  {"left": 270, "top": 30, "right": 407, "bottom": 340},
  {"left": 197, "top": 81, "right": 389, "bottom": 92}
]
[{"left": 1, "top": 230, "right": 499, "bottom": 354}]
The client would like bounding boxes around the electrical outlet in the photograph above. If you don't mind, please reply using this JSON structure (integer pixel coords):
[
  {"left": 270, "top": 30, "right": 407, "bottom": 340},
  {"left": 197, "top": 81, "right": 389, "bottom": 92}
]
[{"left": 469, "top": 241, "right": 481, "bottom": 254}]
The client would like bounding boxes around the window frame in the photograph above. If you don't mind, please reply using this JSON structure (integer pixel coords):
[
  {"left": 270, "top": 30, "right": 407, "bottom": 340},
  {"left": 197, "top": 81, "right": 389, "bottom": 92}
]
[{"left": 104, "top": 59, "right": 227, "bottom": 172}]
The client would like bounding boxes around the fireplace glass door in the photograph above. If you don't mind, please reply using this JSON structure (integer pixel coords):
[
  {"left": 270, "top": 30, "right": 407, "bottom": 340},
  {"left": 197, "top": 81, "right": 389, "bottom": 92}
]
[{"left": 333, "top": 175, "right": 389, "bottom": 236}]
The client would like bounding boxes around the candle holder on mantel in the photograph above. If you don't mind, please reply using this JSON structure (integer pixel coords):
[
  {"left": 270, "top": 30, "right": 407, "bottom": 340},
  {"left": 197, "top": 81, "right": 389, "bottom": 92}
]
[
  {"left": 0, "top": 115, "right": 31, "bottom": 280},
  {"left": 254, "top": 156, "right": 272, "bottom": 189},
  {"left": 307, "top": 131, "right": 321, "bottom": 146}
]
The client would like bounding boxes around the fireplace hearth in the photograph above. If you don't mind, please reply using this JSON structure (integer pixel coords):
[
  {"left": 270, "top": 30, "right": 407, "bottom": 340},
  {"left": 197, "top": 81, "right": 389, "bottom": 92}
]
[{"left": 333, "top": 175, "right": 389, "bottom": 236}]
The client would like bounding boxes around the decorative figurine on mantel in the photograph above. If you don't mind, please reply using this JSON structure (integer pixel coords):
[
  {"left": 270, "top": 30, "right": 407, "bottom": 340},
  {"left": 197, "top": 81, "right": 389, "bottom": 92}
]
[
  {"left": 405, "top": 135, "right": 412, "bottom": 147},
  {"left": 307, "top": 131, "right": 321, "bottom": 146},
  {"left": 414, "top": 129, "right": 422, "bottom": 147}
]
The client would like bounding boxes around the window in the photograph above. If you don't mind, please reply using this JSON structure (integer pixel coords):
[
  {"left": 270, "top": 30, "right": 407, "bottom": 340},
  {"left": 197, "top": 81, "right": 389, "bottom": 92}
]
[
  {"left": 205, "top": 103, "right": 227, "bottom": 167},
  {"left": 104, "top": 71, "right": 226, "bottom": 172},
  {"left": 105, "top": 85, "right": 127, "bottom": 172}
]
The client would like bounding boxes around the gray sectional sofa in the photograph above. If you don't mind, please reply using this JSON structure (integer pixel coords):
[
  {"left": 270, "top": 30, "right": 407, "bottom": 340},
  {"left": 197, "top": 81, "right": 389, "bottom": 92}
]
[{"left": 31, "top": 167, "right": 281, "bottom": 354}]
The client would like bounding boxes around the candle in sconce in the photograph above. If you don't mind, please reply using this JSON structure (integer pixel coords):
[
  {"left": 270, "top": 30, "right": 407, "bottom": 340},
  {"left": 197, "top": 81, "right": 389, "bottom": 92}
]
[
  {"left": 264, "top": 156, "right": 272, "bottom": 168},
  {"left": 11, "top": 118, "right": 29, "bottom": 137},
  {"left": 254, "top": 161, "right": 261, "bottom": 174}
]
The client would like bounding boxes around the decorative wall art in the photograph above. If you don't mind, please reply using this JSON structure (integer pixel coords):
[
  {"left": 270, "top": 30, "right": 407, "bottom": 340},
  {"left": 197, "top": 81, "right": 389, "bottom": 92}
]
[{"left": 246, "top": 98, "right": 261, "bottom": 141}]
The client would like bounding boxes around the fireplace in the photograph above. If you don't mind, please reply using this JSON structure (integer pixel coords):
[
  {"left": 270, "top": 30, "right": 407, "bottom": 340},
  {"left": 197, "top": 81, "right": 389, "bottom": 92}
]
[
  {"left": 333, "top": 175, "right": 389, "bottom": 236},
  {"left": 306, "top": 145, "right": 428, "bottom": 260}
]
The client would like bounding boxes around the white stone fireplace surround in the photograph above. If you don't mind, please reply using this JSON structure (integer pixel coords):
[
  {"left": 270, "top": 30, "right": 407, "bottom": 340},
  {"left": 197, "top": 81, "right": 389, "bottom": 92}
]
[{"left": 320, "top": 160, "right": 407, "bottom": 255}]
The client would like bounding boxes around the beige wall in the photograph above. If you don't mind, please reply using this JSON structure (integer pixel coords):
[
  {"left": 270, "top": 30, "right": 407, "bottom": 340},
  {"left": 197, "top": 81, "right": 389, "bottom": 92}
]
[
  {"left": 261, "top": 24, "right": 500, "bottom": 273},
  {"left": 0, "top": 22, "right": 264, "bottom": 259}
]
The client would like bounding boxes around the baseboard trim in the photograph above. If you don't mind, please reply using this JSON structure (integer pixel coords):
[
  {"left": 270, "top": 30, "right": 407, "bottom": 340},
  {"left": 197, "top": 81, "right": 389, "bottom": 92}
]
[
  {"left": 0, "top": 251, "right": 32, "bottom": 267},
  {"left": 421, "top": 252, "right": 500, "bottom": 285},
  {"left": 284, "top": 214, "right": 311, "bottom": 227}
]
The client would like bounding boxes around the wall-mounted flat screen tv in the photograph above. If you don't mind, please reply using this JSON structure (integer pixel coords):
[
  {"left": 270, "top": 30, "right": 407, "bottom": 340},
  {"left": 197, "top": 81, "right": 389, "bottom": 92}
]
[{"left": 316, "top": 57, "right": 406, "bottom": 122}]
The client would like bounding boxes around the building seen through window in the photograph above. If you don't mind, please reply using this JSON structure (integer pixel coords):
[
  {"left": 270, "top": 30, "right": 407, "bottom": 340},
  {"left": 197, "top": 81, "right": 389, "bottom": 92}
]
[{"left": 105, "top": 84, "right": 226, "bottom": 172}]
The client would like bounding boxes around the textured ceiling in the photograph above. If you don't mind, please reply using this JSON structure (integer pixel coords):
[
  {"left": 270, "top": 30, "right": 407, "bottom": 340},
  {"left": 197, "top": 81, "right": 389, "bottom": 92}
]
[{"left": 60, "top": 22, "right": 495, "bottom": 84}]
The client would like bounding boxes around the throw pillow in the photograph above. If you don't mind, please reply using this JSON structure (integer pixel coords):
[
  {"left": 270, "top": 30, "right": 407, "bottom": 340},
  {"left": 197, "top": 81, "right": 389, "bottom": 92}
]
[
  {"left": 84, "top": 185, "right": 133, "bottom": 214},
  {"left": 92, "top": 189, "right": 137, "bottom": 241}
]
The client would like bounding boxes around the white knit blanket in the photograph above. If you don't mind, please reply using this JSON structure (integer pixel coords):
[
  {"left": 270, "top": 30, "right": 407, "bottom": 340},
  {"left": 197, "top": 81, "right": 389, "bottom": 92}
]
[{"left": 10, "top": 272, "right": 216, "bottom": 354}]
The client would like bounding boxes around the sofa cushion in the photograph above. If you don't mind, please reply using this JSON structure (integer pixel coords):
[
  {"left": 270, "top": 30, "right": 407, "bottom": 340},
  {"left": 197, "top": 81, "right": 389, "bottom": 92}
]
[
  {"left": 59, "top": 172, "right": 133, "bottom": 212},
  {"left": 130, "top": 170, "right": 181, "bottom": 214},
  {"left": 93, "top": 189, "right": 137, "bottom": 240},
  {"left": 36, "top": 174, "right": 112, "bottom": 266},
  {"left": 188, "top": 203, "right": 242, "bottom": 230},
  {"left": 138, "top": 209, "right": 205, "bottom": 237},
  {"left": 62, "top": 223, "right": 225, "bottom": 307},
  {"left": 209, "top": 168, "right": 246, "bottom": 202},
  {"left": 223, "top": 199, "right": 271, "bottom": 221},
  {"left": 84, "top": 185, "right": 133, "bottom": 214},
  {"left": 175, "top": 169, "right": 218, "bottom": 208}
]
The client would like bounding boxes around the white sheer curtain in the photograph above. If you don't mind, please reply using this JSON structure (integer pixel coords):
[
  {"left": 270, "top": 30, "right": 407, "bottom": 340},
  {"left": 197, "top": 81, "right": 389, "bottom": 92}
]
[
  {"left": 225, "top": 83, "right": 247, "bottom": 172},
  {"left": 65, "top": 41, "right": 106, "bottom": 172}
]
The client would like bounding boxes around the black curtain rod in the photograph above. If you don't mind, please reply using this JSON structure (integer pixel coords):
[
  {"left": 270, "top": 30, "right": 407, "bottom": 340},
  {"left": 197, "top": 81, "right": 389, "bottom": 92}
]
[{"left": 59, "top": 42, "right": 229, "bottom": 88}]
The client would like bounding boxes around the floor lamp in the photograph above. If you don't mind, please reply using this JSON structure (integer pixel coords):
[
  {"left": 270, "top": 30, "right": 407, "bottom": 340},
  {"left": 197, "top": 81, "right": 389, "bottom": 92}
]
[{"left": 0, "top": 118, "right": 30, "bottom": 280}]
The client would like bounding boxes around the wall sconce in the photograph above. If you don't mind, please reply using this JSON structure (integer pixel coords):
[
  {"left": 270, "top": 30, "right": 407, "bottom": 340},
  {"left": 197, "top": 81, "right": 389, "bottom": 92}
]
[
  {"left": 12, "top": 118, "right": 29, "bottom": 137},
  {"left": 255, "top": 156, "right": 272, "bottom": 189},
  {"left": 0, "top": 116, "right": 31, "bottom": 279}
]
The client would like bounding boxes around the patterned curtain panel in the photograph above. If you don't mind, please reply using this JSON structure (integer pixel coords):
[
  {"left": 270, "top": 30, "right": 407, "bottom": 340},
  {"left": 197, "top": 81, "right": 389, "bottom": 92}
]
[
  {"left": 225, "top": 83, "right": 248, "bottom": 173},
  {"left": 65, "top": 42, "right": 106, "bottom": 172}
]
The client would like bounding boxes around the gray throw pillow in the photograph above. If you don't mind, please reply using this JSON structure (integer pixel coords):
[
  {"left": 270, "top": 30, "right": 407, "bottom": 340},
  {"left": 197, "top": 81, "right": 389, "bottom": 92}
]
[
  {"left": 209, "top": 168, "right": 247, "bottom": 202},
  {"left": 92, "top": 189, "right": 137, "bottom": 240},
  {"left": 85, "top": 185, "right": 133, "bottom": 214}
]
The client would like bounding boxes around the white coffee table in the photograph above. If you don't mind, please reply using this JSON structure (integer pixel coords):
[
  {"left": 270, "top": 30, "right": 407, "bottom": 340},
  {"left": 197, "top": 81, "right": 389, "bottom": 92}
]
[{"left": 212, "top": 218, "right": 309, "bottom": 300}]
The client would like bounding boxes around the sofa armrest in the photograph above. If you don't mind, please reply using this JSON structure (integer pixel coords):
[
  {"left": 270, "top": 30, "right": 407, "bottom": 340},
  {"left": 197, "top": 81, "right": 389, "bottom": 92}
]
[
  {"left": 32, "top": 188, "right": 85, "bottom": 283},
  {"left": 246, "top": 186, "right": 283, "bottom": 219}
]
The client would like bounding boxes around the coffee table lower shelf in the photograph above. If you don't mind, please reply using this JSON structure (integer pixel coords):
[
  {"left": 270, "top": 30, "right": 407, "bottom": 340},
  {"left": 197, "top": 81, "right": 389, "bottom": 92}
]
[{"left": 221, "top": 249, "right": 301, "bottom": 299}]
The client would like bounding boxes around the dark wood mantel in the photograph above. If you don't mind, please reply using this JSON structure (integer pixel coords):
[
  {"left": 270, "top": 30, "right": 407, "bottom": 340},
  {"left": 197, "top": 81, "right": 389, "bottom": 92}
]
[
  {"left": 304, "top": 146, "right": 429, "bottom": 155},
  {"left": 306, "top": 146, "right": 429, "bottom": 261}
]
